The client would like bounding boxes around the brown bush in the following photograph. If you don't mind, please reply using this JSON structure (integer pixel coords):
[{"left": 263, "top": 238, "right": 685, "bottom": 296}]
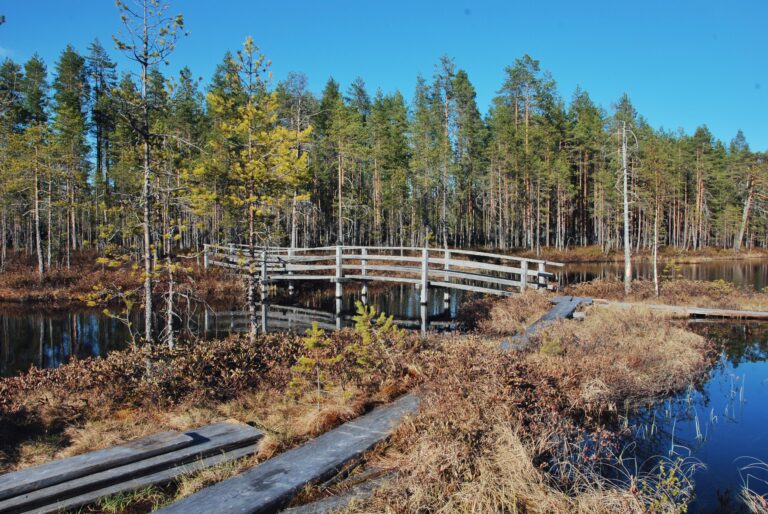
[
  {"left": 527, "top": 306, "right": 713, "bottom": 410},
  {"left": 457, "top": 291, "right": 551, "bottom": 335}
]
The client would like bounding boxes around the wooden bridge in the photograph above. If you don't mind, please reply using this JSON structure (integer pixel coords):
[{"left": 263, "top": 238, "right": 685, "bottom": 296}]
[{"left": 203, "top": 244, "right": 565, "bottom": 305}]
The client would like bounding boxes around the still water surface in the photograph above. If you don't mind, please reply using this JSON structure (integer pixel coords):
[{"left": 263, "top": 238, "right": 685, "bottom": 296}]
[
  {"left": 0, "top": 285, "right": 461, "bottom": 377},
  {"left": 631, "top": 322, "right": 768, "bottom": 513},
  {"left": 5, "top": 258, "right": 767, "bottom": 377},
  {"left": 563, "top": 258, "right": 768, "bottom": 290}
]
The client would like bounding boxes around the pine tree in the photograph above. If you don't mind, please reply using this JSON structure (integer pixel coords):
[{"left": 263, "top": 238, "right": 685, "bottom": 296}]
[
  {"left": 86, "top": 40, "right": 117, "bottom": 218},
  {"left": 53, "top": 45, "right": 90, "bottom": 267},
  {"left": 113, "top": 0, "right": 185, "bottom": 342},
  {"left": 207, "top": 37, "right": 310, "bottom": 342}
]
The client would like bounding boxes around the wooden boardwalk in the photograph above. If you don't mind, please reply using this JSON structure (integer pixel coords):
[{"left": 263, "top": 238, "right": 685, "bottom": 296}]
[
  {"left": 500, "top": 296, "right": 593, "bottom": 351},
  {"left": 594, "top": 299, "right": 768, "bottom": 320},
  {"left": 204, "top": 245, "right": 564, "bottom": 303},
  {"left": 0, "top": 423, "right": 262, "bottom": 514},
  {"left": 156, "top": 393, "right": 419, "bottom": 514}
]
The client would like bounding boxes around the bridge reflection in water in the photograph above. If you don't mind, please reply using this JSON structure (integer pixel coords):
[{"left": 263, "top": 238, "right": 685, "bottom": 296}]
[{"left": 203, "top": 298, "right": 457, "bottom": 336}]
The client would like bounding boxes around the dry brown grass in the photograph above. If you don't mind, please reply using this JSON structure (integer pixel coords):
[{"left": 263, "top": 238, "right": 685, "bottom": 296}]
[
  {"left": 0, "top": 324, "right": 420, "bottom": 476},
  {"left": 565, "top": 277, "right": 768, "bottom": 311},
  {"left": 0, "top": 294, "right": 713, "bottom": 513},
  {"left": 457, "top": 290, "right": 552, "bottom": 334},
  {"left": 351, "top": 325, "right": 705, "bottom": 513},
  {"left": 527, "top": 306, "right": 713, "bottom": 409},
  {"left": 0, "top": 253, "right": 242, "bottom": 308}
]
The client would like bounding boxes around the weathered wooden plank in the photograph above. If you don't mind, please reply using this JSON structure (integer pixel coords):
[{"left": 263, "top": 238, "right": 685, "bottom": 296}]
[
  {"left": 342, "top": 264, "right": 421, "bottom": 275},
  {"left": 594, "top": 299, "right": 768, "bottom": 319},
  {"left": 342, "top": 274, "right": 422, "bottom": 285},
  {"left": 0, "top": 431, "right": 194, "bottom": 502},
  {"left": 427, "top": 268, "right": 524, "bottom": 288},
  {"left": 340, "top": 254, "right": 423, "bottom": 263},
  {"left": 500, "top": 296, "right": 593, "bottom": 350},
  {"left": 27, "top": 443, "right": 260, "bottom": 514},
  {"left": 267, "top": 275, "right": 334, "bottom": 282},
  {"left": 281, "top": 471, "right": 391, "bottom": 514},
  {"left": 447, "top": 248, "right": 563, "bottom": 267},
  {"left": 0, "top": 423, "right": 262, "bottom": 513},
  {"left": 155, "top": 393, "right": 420, "bottom": 514},
  {"left": 428, "top": 281, "right": 516, "bottom": 297}
]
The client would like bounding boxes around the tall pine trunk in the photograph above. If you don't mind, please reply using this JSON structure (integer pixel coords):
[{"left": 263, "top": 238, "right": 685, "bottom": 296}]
[{"left": 735, "top": 171, "right": 754, "bottom": 251}]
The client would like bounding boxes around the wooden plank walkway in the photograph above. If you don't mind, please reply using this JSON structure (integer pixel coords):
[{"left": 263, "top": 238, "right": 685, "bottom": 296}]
[
  {"left": 0, "top": 423, "right": 262, "bottom": 514},
  {"left": 281, "top": 469, "right": 392, "bottom": 514},
  {"left": 594, "top": 299, "right": 768, "bottom": 320},
  {"left": 0, "top": 431, "right": 194, "bottom": 502},
  {"left": 156, "top": 393, "right": 420, "bottom": 514},
  {"left": 500, "top": 296, "right": 593, "bottom": 351}
]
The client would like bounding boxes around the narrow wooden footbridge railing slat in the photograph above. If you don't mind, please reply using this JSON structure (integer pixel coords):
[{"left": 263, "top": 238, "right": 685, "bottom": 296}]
[{"left": 203, "top": 244, "right": 564, "bottom": 301}]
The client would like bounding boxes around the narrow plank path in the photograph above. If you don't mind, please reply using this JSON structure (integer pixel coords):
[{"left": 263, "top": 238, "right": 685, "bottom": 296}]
[
  {"left": 0, "top": 423, "right": 262, "bottom": 514},
  {"left": 500, "top": 296, "right": 593, "bottom": 351},
  {"left": 0, "top": 431, "right": 194, "bottom": 502},
  {"left": 280, "top": 470, "right": 391, "bottom": 514},
  {"left": 594, "top": 299, "right": 768, "bottom": 319},
  {"left": 156, "top": 393, "right": 419, "bottom": 514}
]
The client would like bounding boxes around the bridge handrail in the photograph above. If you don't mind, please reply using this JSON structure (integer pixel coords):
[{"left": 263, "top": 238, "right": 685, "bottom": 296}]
[
  {"left": 203, "top": 243, "right": 564, "bottom": 266},
  {"left": 203, "top": 244, "right": 563, "bottom": 297}
]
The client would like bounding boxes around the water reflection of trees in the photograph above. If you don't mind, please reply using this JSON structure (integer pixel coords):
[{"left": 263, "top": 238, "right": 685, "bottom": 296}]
[{"left": 692, "top": 322, "right": 768, "bottom": 365}]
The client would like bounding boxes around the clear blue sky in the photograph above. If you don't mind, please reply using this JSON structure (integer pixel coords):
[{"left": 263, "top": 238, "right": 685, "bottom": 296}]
[{"left": 1, "top": 0, "right": 766, "bottom": 150}]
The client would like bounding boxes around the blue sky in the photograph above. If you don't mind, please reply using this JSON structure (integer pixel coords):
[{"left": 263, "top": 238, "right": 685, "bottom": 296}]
[{"left": 1, "top": 0, "right": 766, "bottom": 150}]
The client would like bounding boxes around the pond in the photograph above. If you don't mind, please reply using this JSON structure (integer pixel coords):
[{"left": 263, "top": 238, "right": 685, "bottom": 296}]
[
  {"left": 0, "top": 285, "right": 463, "bottom": 378},
  {"left": 630, "top": 322, "right": 768, "bottom": 513},
  {"left": 562, "top": 258, "right": 768, "bottom": 290}
]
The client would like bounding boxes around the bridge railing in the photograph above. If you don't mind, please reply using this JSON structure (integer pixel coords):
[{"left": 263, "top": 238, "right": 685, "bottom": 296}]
[{"left": 202, "top": 244, "right": 564, "bottom": 299}]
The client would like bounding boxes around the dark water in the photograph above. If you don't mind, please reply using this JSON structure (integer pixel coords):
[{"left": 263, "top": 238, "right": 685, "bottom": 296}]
[
  {"left": 0, "top": 285, "right": 463, "bottom": 377},
  {"left": 562, "top": 258, "right": 768, "bottom": 291},
  {"left": 630, "top": 323, "right": 768, "bottom": 513}
]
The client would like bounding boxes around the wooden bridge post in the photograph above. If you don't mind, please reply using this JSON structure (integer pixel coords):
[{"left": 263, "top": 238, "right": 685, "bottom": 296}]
[
  {"left": 335, "top": 245, "right": 344, "bottom": 301},
  {"left": 443, "top": 249, "right": 451, "bottom": 312},
  {"left": 420, "top": 248, "right": 429, "bottom": 305},
  {"left": 203, "top": 244, "right": 209, "bottom": 270},
  {"left": 360, "top": 247, "right": 368, "bottom": 302},
  {"left": 537, "top": 262, "right": 546, "bottom": 290},
  {"left": 260, "top": 251, "right": 268, "bottom": 333},
  {"left": 287, "top": 247, "right": 295, "bottom": 296},
  {"left": 520, "top": 260, "right": 528, "bottom": 291}
]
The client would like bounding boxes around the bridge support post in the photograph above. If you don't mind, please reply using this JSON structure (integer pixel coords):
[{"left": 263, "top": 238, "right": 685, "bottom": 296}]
[
  {"left": 287, "top": 247, "right": 294, "bottom": 296},
  {"left": 335, "top": 245, "right": 344, "bottom": 300},
  {"left": 537, "top": 262, "right": 546, "bottom": 290},
  {"left": 260, "top": 251, "right": 269, "bottom": 333},
  {"left": 360, "top": 248, "right": 368, "bottom": 302},
  {"left": 443, "top": 249, "right": 451, "bottom": 312},
  {"left": 420, "top": 248, "right": 429, "bottom": 306},
  {"left": 520, "top": 260, "right": 528, "bottom": 291}
]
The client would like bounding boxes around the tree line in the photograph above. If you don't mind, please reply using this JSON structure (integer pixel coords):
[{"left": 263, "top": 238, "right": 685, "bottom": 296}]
[{"left": 1, "top": 9, "right": 766, "bottom": 282}]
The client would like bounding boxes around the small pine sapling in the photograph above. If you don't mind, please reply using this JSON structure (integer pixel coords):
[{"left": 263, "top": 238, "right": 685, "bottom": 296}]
[
  {"left": 348, "top": 300, "right": 403, "bottom": 382},
  {"left": 289, "top": 322, "right": 342, "bottom": 409}
]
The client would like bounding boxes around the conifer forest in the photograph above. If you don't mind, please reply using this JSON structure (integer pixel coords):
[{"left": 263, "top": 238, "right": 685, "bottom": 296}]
[{"left": 1, "top": 3, "right": 766, "bottom": 281}]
